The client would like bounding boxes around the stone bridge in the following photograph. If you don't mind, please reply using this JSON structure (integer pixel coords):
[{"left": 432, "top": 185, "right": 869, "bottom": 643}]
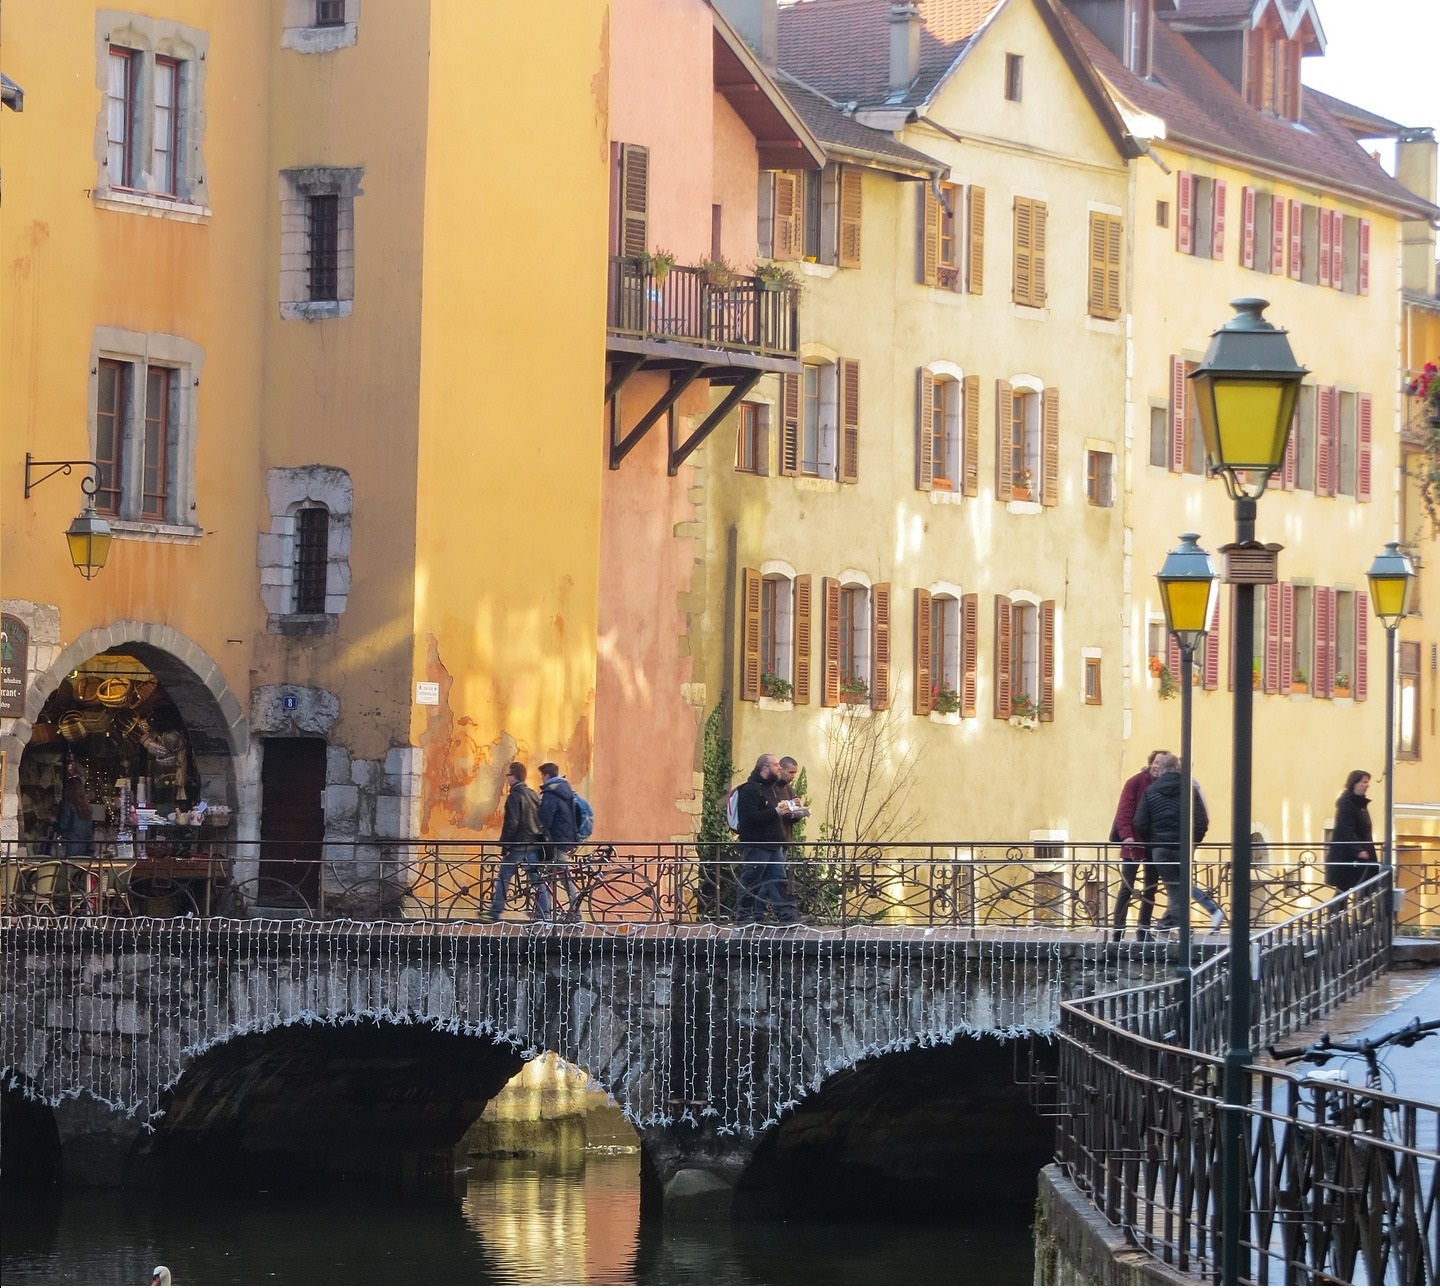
[{"left": 1, "top": 918, "right": 1170, "bottom": 1215}]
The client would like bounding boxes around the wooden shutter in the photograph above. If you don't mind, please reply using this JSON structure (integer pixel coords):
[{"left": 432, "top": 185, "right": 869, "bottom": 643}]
[
  {"left": 1315, "top": 586, "right": 1335, "bottom": 698},
  {"left": 1087, "top": 213, "right": 1106, "bottom": 317},
  {"left": 840, "top": 358, "right": 860, "bottom": 484},
  {"left": 1039, "top": 599, "right": 1055, "bottom": 721},
  {"left": 1279, "top": 582, "right": 1294, "bottom": 691},
  {"left": 773, "top": 171, "right": 800, "bottom": 261},
  {"left": 794, "top": 574, "right": 812, "bottom": 704},
  {"left": 1104, "top": 215, "right": 1121, "bottom": 318},
  {"left": 1177, "top": 172, "right": 1195, "bottom": 255},
  {"left": 1355, "top": 591, "right": 1369, "bottom": 701},
  {"left": 1013, "top": 198, "right": 1033, "bottom": 305},
  {"left": 1086, "top": 213, "right": 1121, "bottom": 320},
  {"left": 1167, "top": 632, "right": 1182, "bottom": 686},
  {"left": 1032, "top": 201, "right": 1048, "bottom": 305},
  {"left": 871, "top": 583, "right": 891, "bottom": 710},
  {"left": 1332, "top": 215, "right": 1345, "bottom": 291},
  {"left": 1210, "top": 179, "right": 1226, "bottom": 260},
  {"left": 1241, "top": 186, "right": 1256, "bottom": 269},
  {"left": 1358, "top": 218, "right": 1370, "bottom": 295},
  {"left": 920, "top": 186, "right": 940, "bottom": 286},
  {"left": 821, "top": 577, "right": 840, "bottom": 706},
  {"left": 916, "top": 369, "right": 935, "bottom": 490},
  {"left": 914, "top": 589, "right": 934, "bottom": 715},
  {"left": 1264, "top": 582, "right": 1281, "bottom": 693},
  {"left": 741, "top": 568, "right": 762, "bottom": 701},
  {"left": 993, "top": 595, "right": 1012, "bottom": 717},
  {"left": 1270, "top": 195, "right": 1286, "bottom": 274},
  {"left": 996, "top": 379, "right": 1014, "bottom": 497},
  {"left": 1170, "top": 356, "right": 1187, "bottom": 474},
  {"left": 1288, "top": 200, "right": 1302, "bottom": 280},
  {"left": 779, "top": 372, "right": 800, "bottom": 476},
  {"left": 962, "top": 373, "right": 980, "bottom": 497},
  {"left": 1282, "top": 418, "right": 1297, "bottom": 489},
  {"left": 1203, "top": 598, "right": 1221, "bottom": 690},
  {"left": 1318, "top": 209, "right": 1332, "bottom": 287},
  {"left": 1315, "top": 385, "right": 1334, "bottom": 496},
  {"left": 1357, "top": 393, "right": 1373, "bottom": 502},
  {"left": 960, "top": 593, "right": 978, "bottom": 717},
  {"left": 966, "top": 185, "right": 986, "bottom": 294},
  {"left": 1041, "top": 387, "right": 1060, "bottom": 507},
  {"left": 838, "top": 166, "right": 862, "bottom": 268},
  {"left": 619, "top": 143, "right": 649, "bottom": 257}
]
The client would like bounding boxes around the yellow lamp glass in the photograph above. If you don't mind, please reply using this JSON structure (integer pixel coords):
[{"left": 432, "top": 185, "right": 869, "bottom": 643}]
[
  {"left": 1156, "top": 532, "right": 1219, "bottom": 650},
  {"left": 1366, "top": 542, "right": 1414, "bottom": 627},
  {"left": 65, "top": 509, "right": 113, "bottom": 579},
  {"left": 1162, "top": 579, "right": 1214, "bottom": 637},
  {"left": 1192, "top": 377, "right": 1296, "bottom": 474}
]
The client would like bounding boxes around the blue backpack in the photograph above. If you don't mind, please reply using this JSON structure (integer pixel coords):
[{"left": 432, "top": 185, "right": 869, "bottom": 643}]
[{"left": 572, "top": 793, "right": 595, "bottom": 841}]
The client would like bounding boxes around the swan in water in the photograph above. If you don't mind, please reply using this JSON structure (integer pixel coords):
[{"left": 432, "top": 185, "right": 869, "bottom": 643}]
[{"left": 150, "top": 1269, "right": 172, "bottom": 1286}]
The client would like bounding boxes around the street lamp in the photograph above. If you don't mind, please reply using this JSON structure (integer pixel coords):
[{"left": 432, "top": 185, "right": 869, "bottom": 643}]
[
  {"left": 1189, "top": 298, "right": 1307, "bottom": 1286},
  {"left": 1367, "top": 541, "right": 1416, "bottom": 872},
  {"left": 1156, "top": 533, "right": 1219, "bottom": 1047},
  {"left": 24, "top": 454, "right": 113, "bottom": 580}
]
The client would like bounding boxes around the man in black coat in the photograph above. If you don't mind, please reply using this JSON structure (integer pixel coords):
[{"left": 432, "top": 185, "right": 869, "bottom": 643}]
[
  {"left": 485, "top": 762, "right": 550, "bottom": 921},
  {"left": 1132, "top": 752, "right": 1224, "bottom": 933},
  {"left": 538, "top": 762, "right": 583, "bottom": 922},
  {"left": 734, "top": 753, "right": 798, "bottom": 924}
]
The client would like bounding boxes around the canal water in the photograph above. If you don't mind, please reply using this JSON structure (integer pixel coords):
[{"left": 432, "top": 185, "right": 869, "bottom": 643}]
[{"left": 2, "top": 1150, "right": 1036, "bottom": 1285}]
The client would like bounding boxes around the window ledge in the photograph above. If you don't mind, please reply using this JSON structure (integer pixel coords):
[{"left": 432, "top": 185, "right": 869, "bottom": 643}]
[
  {"left": 282, "top": 23, "right": 358, "bottom": 53},
  {"left": 757, "top": 696, "right": 794, "bottom": 713},
  {"left": 94, "top": 191, "right": 211, "bottom": 223},
  {"left": 1008, "top": 715, "right": 1040, "bottom": 730},
  {"left": 795, "top": 476, "right": 840, "bottom": 494},
  {"left": 110, "top": 520, "right": 202, "bottom": 543},
  {"left": 1007, "top": 499, "right": 1043, "bottom": 516},
  {"left": 928, "top": 710, "right": 961, "bottom": 726},
  {"left": 798, "top": 260, "right": 838, "bottom": 280},
  {"left": 1085, "top": 315, "right": 1123, "bottom": 335},
  {"left": 925, "top": 286, "right": 967, "bottom": 307},
  {"left": 268, "top": 612, "right": 339, "bottom": 637},
  {"left": 281, "top": 300, "right": 353, "bottom": 322},
  {"left": 1011, "top": 303, "right": 1050, "bottom": 322},
  {"left": 928, "top": 487, "right": 965, "bottom": 506}
]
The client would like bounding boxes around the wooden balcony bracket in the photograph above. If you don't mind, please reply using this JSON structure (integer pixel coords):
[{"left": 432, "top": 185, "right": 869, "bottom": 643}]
[
  {"left": 604, "top": 353, "right": 646, "bottom": 404},
  {"left": 609, "top": 366, "right": 702, "bottom": 470},
  {"left": 669, "top": 370, "right": 762, "bottom": 476}
]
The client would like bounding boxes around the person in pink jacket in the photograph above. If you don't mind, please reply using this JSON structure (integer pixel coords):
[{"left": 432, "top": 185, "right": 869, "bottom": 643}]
[{"left": 1111, "top": 749, "right": 1167, "bottom": 941}]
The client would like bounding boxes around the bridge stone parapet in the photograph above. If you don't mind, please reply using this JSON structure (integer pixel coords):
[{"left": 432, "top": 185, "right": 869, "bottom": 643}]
[{"left": 1, "top": 918, "right": 1169, "bottom": 1209}]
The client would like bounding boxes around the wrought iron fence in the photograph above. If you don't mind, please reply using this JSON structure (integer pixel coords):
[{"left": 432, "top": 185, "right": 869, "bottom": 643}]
[{"left": 1055, "top": 875, "right": 1440, "bottom": 1284}]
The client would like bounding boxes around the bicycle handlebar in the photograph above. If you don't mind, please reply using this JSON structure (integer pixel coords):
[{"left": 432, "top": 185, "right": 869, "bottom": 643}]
[{"left": 1269, "top": 1017, "right": 1440, "bottom": 1067}]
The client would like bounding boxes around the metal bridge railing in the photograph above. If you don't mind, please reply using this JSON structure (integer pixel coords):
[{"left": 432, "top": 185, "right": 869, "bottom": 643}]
[{"left": 1055, "top": 875, "right": 1440, "bottom": 1284}]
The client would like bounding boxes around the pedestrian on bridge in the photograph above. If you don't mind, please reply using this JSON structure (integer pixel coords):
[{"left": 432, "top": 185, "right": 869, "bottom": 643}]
[
  {"left": 1133, "top": 752, "right": 1224, "bottom": 934},
  {"left": 734, "top": 754, "right": 799, "bottom": 925},
  {"left": 485, "top": 762, "right": 549, "bottom": 922},
  {"left": 1110, "top": 750, "right": 1166, "bottom": 941},
  {"left": 1325, "top": 769, "right": 1378, "bottom": 895},
  {"left": 538, "top": 762, "right": 584, "bottom": 922}
]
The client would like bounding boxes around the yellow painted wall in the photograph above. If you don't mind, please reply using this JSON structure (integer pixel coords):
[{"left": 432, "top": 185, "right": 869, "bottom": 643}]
[
  {"left": 411, "top": 1, "right": 609, "bottom": 835},
  {"left": 1125, "top": 145, "right": 1403, "bottom": 848}
]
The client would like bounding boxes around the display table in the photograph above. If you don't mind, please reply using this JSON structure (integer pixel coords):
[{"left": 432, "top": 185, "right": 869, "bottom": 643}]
[{"left": 130, "top": 852, "right": 230, "bottom": 916}]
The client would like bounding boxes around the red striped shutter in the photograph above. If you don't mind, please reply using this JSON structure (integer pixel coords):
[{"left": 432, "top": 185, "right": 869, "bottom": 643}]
[
  {"left": 1355, "top": 593, "right": 1369, "bottom": 701},
  {"left": 1211, "top": 179, "right": 1227, "bottom": 260},
  {"left": 1314, "top": 586, "right": 1334, "bottom": 697},
  {"left": 1279, "top": 582, "right": 1295, "bottom": 691},
  {"left": 1319, "top": 209, "right": 1333, "bottom": 287},
  {"left": 1264, "top": 582, "right": 1282, "bottom": 693},
  {"left": 1203, "top": 597, "right": 1220, "bottom": 690},
  {"left": 1288, "top": 200, "right": 1303, "bottom": 280},
  {"left": 1357, "top": 393, "right": 1373, "bottom": 502},
  {"left": 1167, "top": 632, "right": 1182, "bottom": 685},
  {"left": 1241, "top": 186, "right": 1256, "bottom": 269},
  {"left": 1358, "top": 219, "right": 1371, "bottom": 295},
  {"left": 1177, "top": 172, "right": 1195, "bottom": 255},
  {"left": 1282, "top": 416, "right": 1297, "bottom": 489},
  {"left": 1316, "top": 386, "right": 1334, "bottom": 497},
  {"left": 1170, "top": 356, "right": 1187, "bottom": 473},
  {"left": 1332, "top": 215, "right": 1345, "bottom": 289},
  {"left": 1270, "top": 196, "right": 1286, "bottom": 274}
]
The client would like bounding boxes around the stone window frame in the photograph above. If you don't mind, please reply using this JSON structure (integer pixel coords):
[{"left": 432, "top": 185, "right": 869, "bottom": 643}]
[
  {"left": 281, "top": 0, "right": 360, "bottom": 54},
  {"left": 87, "top": 327, "right": 204, "bottom": 538},
  {"left": 92, "top": 11, "right": 210, "bottom": 221},
  {"left": 280, "top": 167, "right": 363, "bottom": 320},
  {"left": 260, "top": 467, "right": 353, "bottom": 634}
]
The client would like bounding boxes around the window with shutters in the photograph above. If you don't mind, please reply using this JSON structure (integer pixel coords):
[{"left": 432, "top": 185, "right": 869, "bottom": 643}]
[
  {"left": 920, "top": 183, "right": 985, "bottom": 292},
  {"left": 98, "top": 22, "right": 208, "bottom": 212},
  {"left": 1087, "top": 212, "right": 1122, "bottom": 319},
  {"left": 293, "top": 505, "right": 330, "bottom": 615},
  {"left": 839, "top": 584, "right": 870, "bottom": 700},
  {"left": 1176, "top": 174, "right": 1218, "bottom": 258},
  {"left": 1149, "top": 404, "right": 1169, "bottom": 468},
  {"left": 1012, "top": 197, "right": 1047, "bottom": 308},
  {"left": 1246, "top": 28, "right": 1303, "bottom": 121},
  {"left": 931, "top": 377, "right": 960, "bottom": 490},
  {"left": 1337, "top": 391, "right": 1357, "bottom": 496},
  {"left": 1167, "top": 358, "right": 1206, "bottom": 476},
  {"left": 1085, "top": 450, "right": 1115, "bottom": 507},
  {"left": 1292, "top": 585, "right": 1314, "bottom": 690},
  {"left": 938, "top": 182, "right": 960, "bottom": 286},
  {"left": 1399, "top": 642, "right": 1421, "bottom": 759},
  {"left": 760, "top": 575, "right": 794, "bottom": 686},
  {"left": 280, "top": 167, "right": 362, "bottom": 320},
  {"left": 1294, "top": 385, "right": 1316, "bottom": 491},
  {"left": 1011, "top": 390, "right": 1040, "bottom": 495},
  {"left": 993, "top": 595, "right": 1054, "bottom": 720},
  {"left": 838, "top": 166, "right": 863, "bottom": 268},
  {"left": 931, "top": 594, "right": 960, "bottom": 692},
  {"left": 89, "top": 330, "right": 201, "bottom": 531},
  {"left": 1243, "top": 188, "right": 1275, "bottom": 275},
  {"left": 1300, "top": 205, "right": 1319, "bottom": 284},
  {"left": 1334, "top": 590, "right": 1356, "bottom": 695},
  {"left": 735, "top": 402, "right": 767, "bottom": 474},
  {"left": 761, "top": 166, "right": 837, "bottom": 263}
]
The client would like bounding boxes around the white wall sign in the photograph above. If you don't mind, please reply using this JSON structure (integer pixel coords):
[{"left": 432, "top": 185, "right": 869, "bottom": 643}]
[{"left": 414, "top": 681, "right": 440, "bottom": 706}]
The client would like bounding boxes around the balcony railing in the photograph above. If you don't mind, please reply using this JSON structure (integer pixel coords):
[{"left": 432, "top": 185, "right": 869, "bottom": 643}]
[{"left": 606, "top": 257, "right": 798, "bottom": 358}]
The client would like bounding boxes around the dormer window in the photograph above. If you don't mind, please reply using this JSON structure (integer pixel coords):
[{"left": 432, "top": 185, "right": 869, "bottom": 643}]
[
  {"left": 1246, "top": 27, "right": 1302, "bottom": 120},
  {"left": 1123, "top": 0, "right": 1153, "bottom": 78}
]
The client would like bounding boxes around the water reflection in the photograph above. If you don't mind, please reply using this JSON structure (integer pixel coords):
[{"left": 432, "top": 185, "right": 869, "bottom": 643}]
[{"left": 2, "top": 1149, "right": 1033, "bottom": 1285}]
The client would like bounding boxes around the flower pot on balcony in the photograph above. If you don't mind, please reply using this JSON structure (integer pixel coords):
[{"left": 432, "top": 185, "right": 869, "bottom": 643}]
[
  {"left": 1334, "top": 686, "right": 1351, "bottom": 699},
  {"left": 1291, "top": 681, "right": 1309, "bottom": 695},
  {"left": 1011, "top": 486, "right": 1033, "bottom": 501}
]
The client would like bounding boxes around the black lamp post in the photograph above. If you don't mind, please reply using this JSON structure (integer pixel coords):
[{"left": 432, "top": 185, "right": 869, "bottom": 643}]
[
  {"left": 1156, "top": 533, "right": 1218, "bottom": 1047},
  {"left": 1188, "top": 298, "right": 1307, "bottom": 1285},
  {"left": 1366, "top": 542, "right": 1416, "bottom": 872}
]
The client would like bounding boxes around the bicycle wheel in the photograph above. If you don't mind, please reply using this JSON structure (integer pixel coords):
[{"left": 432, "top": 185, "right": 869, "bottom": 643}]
[{"left": 584, "top": 864, "right": 662, "bottom": 924}]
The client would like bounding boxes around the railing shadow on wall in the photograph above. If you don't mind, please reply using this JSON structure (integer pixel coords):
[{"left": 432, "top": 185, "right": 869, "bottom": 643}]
[{"left": 1055, "top": 873, "right": 1440, "bottom": 1285}]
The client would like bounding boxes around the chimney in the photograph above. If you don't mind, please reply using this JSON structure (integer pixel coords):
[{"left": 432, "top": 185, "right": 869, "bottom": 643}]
[
  {"left": 714, "top": 0, "right": 778, "bottom": 70},
  {"left": 1395, "top": 128, "right": 1438, "bottom": 296},
  {"left": 889, "top": 3, "right": 922, "bottom": 94}
]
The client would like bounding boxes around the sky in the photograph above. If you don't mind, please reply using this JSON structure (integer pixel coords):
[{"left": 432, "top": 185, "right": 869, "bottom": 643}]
[{"left": 1302, "top": 0, "right": 1438, "bottom": 142}]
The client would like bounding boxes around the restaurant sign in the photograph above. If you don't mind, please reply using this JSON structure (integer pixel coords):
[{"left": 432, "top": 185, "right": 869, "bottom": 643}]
[{"left": 1, "top": 614, "right": 28, "bottom": 718}]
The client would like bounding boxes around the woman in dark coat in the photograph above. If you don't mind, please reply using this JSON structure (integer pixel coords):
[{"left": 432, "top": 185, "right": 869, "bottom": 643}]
[
  {"left": 53, "top": 777, "right": 95, "bottom": 858},
  {"left": 1325, "top": 769, "right": 1377, "bottom": 893}
]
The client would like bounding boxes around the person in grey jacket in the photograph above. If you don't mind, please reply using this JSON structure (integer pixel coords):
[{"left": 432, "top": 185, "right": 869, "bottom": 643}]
[{"left": 1133, "top": 753, "right": 1224, "bottom": 933}]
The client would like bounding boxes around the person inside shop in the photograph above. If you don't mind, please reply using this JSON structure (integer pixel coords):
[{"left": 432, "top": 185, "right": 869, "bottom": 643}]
[{"left": 52, "top": 777, "right": 95, "bottom": 858}]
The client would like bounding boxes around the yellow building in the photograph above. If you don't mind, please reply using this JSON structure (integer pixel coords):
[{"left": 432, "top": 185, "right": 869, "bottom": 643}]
[{"left": 1, "top": 1, "right": 608, "bottom": 912}]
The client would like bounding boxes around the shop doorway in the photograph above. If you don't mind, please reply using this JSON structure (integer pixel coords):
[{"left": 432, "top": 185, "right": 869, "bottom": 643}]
[{"left": 259, "top": 738, "right": 325, "bottom": 906}]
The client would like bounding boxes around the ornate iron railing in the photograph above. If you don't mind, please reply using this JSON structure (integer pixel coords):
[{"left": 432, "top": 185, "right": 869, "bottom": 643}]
[
  {"left": 1055, "top": 875, "right": 1440, "bottom": 1284},
  {"left": 606, "top": 256, "right": 799, "bottom": 356}
]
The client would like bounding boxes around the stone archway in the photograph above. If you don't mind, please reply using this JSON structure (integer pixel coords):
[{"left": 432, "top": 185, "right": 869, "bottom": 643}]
[{"left": 2, "top": 621, "right": 247, "bottom": 835}]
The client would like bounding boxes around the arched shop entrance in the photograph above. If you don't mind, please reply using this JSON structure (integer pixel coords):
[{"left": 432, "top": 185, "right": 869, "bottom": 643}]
[{"left": 6, "top": 627, "right": 245, "bottom": 908}]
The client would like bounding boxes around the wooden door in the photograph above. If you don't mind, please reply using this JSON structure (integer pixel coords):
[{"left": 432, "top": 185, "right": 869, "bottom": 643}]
[{"left": 259, "top": 738, "right": 326, "bottom": 904}]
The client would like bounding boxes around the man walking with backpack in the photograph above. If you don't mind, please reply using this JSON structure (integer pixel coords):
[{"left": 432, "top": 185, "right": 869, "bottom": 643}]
[
  {"left": 485, "top": 762, "right": 550, "bottom": 922},
  {"left": 538, "top": 762, "right": 584, "bottom": 923}
]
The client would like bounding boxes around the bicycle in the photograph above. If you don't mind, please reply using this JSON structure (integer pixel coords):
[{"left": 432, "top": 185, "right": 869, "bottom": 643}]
[{"left": 507, "top": 844, "right": 664, "bottom": 924}]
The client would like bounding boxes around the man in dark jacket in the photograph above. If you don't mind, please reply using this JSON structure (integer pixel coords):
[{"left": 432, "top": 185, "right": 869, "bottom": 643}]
[
  {"left": 1111, "top": 750, "right": 1166, "bottom": 941},
  {"left": 485, "top": 762, "right": 550, "bottom": 921},
  {"left": 1132, "top": 753, "right": 1223, "bottom": 932},
  {"left": 734, "top": 753, "right": 798, "bottom": 924},
  {"left": 538, "top": 762, "right": 583, "bottom": 922}
]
